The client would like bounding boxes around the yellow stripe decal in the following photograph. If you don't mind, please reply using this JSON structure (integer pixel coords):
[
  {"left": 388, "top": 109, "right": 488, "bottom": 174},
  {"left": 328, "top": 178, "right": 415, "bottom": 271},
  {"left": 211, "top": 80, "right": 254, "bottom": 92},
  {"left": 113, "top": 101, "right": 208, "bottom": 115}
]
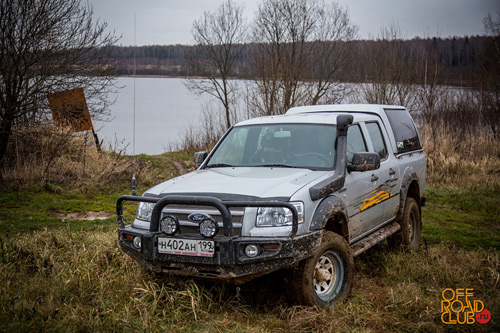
[{"left": 360, "top": 189, "right": 391, "bottom": 211}]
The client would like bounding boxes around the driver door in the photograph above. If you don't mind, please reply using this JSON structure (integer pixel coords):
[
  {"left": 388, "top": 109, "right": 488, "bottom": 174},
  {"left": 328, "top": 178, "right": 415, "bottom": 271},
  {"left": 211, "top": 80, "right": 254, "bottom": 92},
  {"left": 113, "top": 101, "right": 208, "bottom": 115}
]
[{"left": 343, "top": 124, "right": 389, "bottom": 241}]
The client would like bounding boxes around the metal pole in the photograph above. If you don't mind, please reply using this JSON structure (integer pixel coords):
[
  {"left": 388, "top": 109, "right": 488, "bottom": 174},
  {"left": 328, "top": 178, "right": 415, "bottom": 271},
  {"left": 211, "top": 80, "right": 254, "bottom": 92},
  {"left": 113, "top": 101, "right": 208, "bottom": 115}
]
[
  {"left": 133, "top": 12, "right": 136, "bottom": 156},
  {"left": 132, "top": 13, "right": 137, "bottom": 195}
]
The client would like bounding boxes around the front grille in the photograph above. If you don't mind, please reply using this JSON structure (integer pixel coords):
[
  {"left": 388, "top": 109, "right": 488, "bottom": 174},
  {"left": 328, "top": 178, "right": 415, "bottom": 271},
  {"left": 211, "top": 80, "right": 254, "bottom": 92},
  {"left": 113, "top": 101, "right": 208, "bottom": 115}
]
[{"left": 160, "top": 204, "right": 244, "bottom": 237}]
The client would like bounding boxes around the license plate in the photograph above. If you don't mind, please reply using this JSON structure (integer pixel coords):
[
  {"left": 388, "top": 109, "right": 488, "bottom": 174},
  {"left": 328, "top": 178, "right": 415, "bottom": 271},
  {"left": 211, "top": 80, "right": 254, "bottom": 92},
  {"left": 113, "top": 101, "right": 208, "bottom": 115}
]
[{"left": 157, "top": 237, "right": 215, "bottom": 257}]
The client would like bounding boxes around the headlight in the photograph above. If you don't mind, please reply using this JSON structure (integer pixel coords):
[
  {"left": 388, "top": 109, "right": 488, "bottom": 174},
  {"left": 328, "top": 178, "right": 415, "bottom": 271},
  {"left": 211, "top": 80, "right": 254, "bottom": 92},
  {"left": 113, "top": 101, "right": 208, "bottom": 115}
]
[
  {"left": 136, "top": 202, "right": 154, "bottom": 221},
  {"left": 256, "top": 202, "right": 304, "bottom": 227}
]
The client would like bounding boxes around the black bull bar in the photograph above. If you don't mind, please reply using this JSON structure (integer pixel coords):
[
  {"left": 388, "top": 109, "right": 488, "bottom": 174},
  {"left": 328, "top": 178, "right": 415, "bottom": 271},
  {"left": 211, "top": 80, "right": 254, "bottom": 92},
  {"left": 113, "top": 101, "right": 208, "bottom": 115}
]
[{"left": 116, "top": 194, "right": 299, "bottom": 237}]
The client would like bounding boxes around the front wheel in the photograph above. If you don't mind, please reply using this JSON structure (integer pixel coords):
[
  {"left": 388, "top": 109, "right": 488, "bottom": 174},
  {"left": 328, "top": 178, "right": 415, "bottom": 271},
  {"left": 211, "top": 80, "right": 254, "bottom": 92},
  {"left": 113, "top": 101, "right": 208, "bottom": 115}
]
[{"left": 293, "top": 231, "right": 354, "bottom": 306}]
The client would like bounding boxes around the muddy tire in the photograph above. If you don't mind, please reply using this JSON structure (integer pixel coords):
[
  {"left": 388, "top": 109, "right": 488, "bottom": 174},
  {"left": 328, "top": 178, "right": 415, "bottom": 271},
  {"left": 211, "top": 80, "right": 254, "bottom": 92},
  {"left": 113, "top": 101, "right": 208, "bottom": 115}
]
[
  {"left": 388, "top": 197, "right": 421, "bottom": 250},
  {"left": 293, "top": 231, "right": 354, "bottom": 306}
]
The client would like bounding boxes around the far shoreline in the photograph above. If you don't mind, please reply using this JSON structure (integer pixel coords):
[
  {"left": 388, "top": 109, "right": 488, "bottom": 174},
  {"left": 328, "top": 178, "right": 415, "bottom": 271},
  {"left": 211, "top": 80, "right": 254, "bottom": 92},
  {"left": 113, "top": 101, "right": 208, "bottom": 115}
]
[
  {"left": 116, "top": 74, "right": 237, "bottom": 80},
  {"left": 116, "top": 74, "right": 200, "bottom": 79}
]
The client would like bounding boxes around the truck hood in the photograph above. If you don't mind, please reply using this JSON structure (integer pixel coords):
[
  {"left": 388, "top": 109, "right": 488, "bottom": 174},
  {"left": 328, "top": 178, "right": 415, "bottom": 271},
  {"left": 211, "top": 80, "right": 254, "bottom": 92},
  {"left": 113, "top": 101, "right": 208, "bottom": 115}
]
[{"left": 145, "top": 167, "right": 326, "bottom": 200}]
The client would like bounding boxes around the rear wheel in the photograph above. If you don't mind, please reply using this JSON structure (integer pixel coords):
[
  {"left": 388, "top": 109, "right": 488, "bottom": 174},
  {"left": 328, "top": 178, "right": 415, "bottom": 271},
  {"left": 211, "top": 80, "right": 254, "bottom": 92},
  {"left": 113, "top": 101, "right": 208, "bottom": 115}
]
[
  {"left": 293, "top": 231, "right": 354, "bottom": 306},
  {"left": 388, "top": 197, "right": 421, "bottom": 250}
]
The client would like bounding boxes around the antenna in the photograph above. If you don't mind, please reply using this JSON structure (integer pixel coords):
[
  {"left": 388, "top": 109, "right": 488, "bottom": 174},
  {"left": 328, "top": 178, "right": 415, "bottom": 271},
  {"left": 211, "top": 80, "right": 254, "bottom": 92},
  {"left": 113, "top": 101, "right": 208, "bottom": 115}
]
[
  {"left": 133, "top": 12, "right": 136, "bottom": 156},
  {"left": 132, "top": 12, "right": 137, "bottom": 196}
]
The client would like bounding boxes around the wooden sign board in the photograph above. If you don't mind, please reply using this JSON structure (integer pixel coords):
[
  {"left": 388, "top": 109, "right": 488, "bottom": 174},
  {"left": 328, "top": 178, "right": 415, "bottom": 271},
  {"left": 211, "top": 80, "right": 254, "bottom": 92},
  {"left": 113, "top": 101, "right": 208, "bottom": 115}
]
[{"left": 48, "top": 88, "right": 93, "bottom": 132}]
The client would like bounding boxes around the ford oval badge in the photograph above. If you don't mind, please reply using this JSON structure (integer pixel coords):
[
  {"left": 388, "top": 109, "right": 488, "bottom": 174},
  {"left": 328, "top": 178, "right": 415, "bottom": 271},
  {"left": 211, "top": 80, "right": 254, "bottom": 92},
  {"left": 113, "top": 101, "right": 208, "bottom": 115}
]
[{"left": 188, "top": 213, "right": 211, "bottom": 222}]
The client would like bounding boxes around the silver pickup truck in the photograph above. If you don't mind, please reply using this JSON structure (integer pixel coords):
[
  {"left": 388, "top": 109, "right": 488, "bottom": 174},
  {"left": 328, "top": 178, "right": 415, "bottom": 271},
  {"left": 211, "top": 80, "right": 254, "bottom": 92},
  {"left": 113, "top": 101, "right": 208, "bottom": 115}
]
[{"left": 117, "top": 104, "right": 426, "bottom": 306}]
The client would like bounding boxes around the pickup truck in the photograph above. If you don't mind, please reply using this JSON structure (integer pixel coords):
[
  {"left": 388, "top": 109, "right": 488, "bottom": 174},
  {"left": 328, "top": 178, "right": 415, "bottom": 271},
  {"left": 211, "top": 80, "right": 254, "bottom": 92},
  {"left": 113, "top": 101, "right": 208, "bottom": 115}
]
[{"left": 116, "top": 104, "right": 426, "bottom": 306}]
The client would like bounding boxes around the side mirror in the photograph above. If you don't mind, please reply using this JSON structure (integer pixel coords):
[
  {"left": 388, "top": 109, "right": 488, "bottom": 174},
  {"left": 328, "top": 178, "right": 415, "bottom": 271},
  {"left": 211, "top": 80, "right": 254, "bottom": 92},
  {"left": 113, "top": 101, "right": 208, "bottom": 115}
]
[
  {"left": 193, "top": 151, "right": 208, "bottom": 168},
  {"left": 347, "top": 152, "right": 380, "bottom": 172}
]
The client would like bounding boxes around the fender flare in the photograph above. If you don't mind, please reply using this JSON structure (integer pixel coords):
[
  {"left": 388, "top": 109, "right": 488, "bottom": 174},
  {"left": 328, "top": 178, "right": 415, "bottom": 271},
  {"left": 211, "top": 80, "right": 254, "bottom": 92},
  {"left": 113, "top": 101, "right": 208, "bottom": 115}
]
[
  {"left": 309, "top": 195, "right": 349, "bottom": 237},
  {"left": 397, "top": 167, "right": 419, "bottom": 220}
]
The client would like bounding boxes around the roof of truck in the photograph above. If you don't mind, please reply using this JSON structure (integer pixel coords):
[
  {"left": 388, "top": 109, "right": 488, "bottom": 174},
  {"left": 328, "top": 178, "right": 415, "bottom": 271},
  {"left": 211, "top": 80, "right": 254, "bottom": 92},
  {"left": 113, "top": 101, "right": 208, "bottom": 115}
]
[
  {"left": 286, "top": 104, "right": 405, "bottom": 116},
  {"left": 236, "top": 104, "right": 406, "bottom": 127}
]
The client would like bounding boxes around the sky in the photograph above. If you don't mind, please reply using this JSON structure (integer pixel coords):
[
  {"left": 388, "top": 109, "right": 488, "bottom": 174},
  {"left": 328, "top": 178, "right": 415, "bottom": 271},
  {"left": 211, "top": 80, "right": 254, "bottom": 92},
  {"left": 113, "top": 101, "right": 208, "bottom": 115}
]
[{"left": 88, "top": 0, "right": 500, "bottom": 46}]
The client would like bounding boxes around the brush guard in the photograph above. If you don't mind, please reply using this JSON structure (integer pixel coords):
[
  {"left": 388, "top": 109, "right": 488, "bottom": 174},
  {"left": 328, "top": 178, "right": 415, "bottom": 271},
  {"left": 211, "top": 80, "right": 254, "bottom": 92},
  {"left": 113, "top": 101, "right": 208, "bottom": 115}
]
[{"left": 115, "top": 194, "right": 321, "bottom": 283}]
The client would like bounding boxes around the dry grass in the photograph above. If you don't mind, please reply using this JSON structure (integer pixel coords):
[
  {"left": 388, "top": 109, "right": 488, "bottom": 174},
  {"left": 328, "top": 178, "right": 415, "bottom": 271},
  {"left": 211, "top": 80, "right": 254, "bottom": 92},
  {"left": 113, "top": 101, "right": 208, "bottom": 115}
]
[
  {"left": 1, "top": 126, "right": 138, "bottom": 190},
  {"left": 1, "top": 230, "right": 498, "bottom": 331},
  {"left": 0, "top": 125, "right": 191, "bottom": 192},
  {"left": 420, "top": 124, "right": 500, "bottom": 188}
]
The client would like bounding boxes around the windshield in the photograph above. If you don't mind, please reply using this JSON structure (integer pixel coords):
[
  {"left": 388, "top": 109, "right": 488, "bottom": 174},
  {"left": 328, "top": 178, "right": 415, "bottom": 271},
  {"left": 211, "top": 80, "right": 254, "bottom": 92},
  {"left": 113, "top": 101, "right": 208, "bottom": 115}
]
[{"left": 206, "top": 123, "right": 337, "bottom": 170}]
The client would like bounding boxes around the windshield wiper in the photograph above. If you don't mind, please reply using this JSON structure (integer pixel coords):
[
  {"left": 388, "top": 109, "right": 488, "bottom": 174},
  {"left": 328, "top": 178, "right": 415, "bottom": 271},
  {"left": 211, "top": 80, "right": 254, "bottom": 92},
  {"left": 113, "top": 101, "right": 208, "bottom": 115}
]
[
  {"left": 205, "top": 163, "right": 235, "bottom": 168},
  {"left": 258, "top": 164, "right": 302, "bottom": 168},
  {"left": 207, "top": 163, "right": 308, "bottom": 169}
]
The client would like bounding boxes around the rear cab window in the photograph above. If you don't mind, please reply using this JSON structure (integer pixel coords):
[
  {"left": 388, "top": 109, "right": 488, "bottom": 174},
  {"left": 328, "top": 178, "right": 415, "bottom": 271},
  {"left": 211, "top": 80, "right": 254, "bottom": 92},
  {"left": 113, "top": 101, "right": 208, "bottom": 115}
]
[{"left": 384, "top": 109, "right": 422, "bottom": 153}]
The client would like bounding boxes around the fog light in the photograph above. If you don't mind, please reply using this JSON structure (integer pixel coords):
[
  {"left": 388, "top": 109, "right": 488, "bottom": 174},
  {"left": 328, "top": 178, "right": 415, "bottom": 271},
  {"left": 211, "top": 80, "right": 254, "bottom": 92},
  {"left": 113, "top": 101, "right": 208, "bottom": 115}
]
[
  {"left": 133, "top": 236, "right": 142, "bottom": 249},
  {"left": 160, "top": 215, "right": 179, "bottom": 235},
  {"left": 199, "top": 218, "right": 218, "bottom": 238},
  {"left": 245, "top": 244, "right": 259, "bottom": 258}
]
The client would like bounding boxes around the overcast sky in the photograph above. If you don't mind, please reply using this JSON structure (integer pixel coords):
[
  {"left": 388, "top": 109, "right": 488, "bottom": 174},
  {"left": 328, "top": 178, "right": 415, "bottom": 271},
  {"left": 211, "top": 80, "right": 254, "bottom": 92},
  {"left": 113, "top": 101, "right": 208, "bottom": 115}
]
[{"left": 88, "top": 0, "right": 500, "bottom": 46}]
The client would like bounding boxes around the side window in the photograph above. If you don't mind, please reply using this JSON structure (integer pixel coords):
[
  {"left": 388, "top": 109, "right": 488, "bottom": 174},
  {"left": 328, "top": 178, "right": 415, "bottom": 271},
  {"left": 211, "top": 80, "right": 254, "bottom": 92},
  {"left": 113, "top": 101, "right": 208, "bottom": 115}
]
[
  {"left": 346, "top": 124, "right": 367, "bottom": 163},
  {"left": 366, "top": 122, "right": 388, "bottom": 160},
  {"left": 384, "top": 109, "right": 422, "bottom": 153}
]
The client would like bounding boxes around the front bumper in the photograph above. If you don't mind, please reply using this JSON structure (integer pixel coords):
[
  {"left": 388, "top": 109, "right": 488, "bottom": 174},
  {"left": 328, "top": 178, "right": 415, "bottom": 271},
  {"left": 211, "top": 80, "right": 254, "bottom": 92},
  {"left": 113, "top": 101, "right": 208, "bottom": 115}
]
[
  {"left": 119, "top": 226, "right": 322, "bottom": 283},
  {"left": 116, "top": 194, "right": 322, "bottom": 283}
]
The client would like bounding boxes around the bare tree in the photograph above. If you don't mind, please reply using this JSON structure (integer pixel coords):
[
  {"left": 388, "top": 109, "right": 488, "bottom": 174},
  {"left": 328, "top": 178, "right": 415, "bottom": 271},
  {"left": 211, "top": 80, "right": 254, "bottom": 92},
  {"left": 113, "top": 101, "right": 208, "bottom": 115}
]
[
  {"left": 305, "top": 5, "right": 357, "bottom": 105},
  {"left": 413, "top": 35, "right": 449, "bottom": 128},
  {"left": 479, "top": 12, "right": 500, "bottom": 136},
  {"left": 248, "top": 0, "right": 357, "bottom": 117},
  {"left": 360, "top": 23, "right": 418, "bottom": 107},
  {"left": 184, "top": 0, "right": 246, "bottom": 130},
  {"left": 0, "top": 0, "right": 118, "bottom": 167}
]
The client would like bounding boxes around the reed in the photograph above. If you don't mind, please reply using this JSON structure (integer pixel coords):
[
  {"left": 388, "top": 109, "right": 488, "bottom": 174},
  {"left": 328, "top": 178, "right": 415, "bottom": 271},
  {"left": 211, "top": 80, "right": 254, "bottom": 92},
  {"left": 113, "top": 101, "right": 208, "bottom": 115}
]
[{"left": 420, "top": 123, "right": 500, "bottom": 187}]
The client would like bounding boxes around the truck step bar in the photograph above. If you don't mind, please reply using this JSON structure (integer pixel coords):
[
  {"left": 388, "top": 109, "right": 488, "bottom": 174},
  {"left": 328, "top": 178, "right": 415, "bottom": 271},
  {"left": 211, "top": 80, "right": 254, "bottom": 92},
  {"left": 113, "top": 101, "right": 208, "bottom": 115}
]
[{"left": 351, "top": 221, "right": 401, "bottom": 256}]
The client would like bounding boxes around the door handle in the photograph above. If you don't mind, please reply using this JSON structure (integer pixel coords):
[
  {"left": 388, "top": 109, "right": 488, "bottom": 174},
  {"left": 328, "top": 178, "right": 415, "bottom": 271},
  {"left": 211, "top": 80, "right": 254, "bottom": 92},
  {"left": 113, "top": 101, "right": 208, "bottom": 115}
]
[
  {"left": 371, "top": 174, "right": 379, "bottom": 182},
  {"left": 389, "top": 168, "right": 396, "bottom": 175}
]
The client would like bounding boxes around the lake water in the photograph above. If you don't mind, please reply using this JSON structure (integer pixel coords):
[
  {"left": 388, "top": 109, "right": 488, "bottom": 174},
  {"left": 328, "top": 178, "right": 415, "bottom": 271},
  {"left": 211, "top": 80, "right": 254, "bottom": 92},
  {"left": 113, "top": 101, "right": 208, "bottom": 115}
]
[
  {"left": 94, "top": 78, "right": 431, "bottom": 155},
  {"left": 95, "top": 77, "right": 354, "bottom": 155},
  {"left": 95, "top": 77, "right": 211, "bottom": 155}
]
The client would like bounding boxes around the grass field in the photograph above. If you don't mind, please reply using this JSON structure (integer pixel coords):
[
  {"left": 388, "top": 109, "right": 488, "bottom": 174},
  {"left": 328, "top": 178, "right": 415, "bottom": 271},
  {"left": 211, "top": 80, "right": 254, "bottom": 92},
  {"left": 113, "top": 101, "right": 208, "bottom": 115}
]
[{"left": 1, "top": 150, "right": 499, "bottom": 332}]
